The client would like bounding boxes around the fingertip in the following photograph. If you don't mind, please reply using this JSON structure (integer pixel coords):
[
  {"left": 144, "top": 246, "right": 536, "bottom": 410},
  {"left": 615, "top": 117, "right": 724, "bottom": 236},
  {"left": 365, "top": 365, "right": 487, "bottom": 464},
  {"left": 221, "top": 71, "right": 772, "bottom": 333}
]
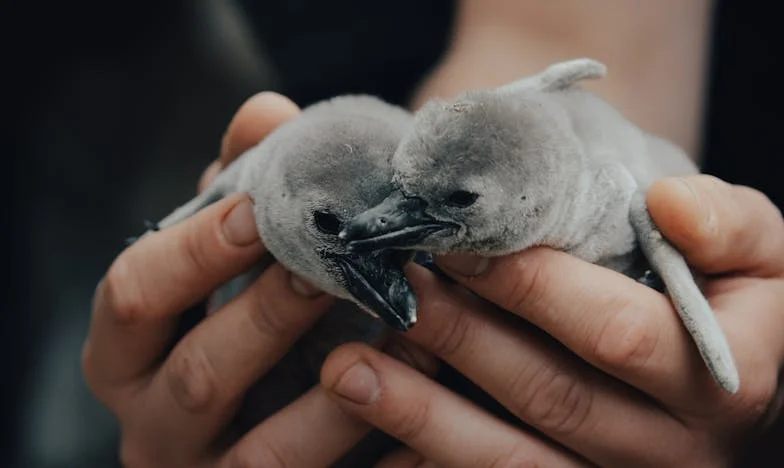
[
  {"left": 241, "top": 91, "right": 301, "bottom": 124},
  {"left": 248, "top": 90, "right": 300, "bottom": 109},
  {"left": 220, "top": 195, "right": 260, "bottom": 247},
  {"left": 197, "top": 160, "right": 222, "bottom": 193},
  {"left": 321, "top": 343, "right": 383, "bottom": 406},
  {"left": 647, "top": 176, "right": 718, "bottom": 249},
  {"left": 646, "top": 175, "right": 784, "bottom": 275},
  {"left": 320, "top": 342, "right": 378, "bottom": 392},
  {"left": 220, "top": 91, "right": 302, "bottom": 164}
]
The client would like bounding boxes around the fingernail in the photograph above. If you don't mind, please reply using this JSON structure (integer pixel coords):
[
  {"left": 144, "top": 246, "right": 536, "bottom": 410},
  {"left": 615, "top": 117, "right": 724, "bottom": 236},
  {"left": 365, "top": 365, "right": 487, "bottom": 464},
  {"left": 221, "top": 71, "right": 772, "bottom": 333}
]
[
  {"left": 676, "top": 178, "right": 715, "bottom": 231},
  {"left": 290, "top": 273, "right": 323, "bottom": 297},
  {"left": 332, "top": 361, "right": 380, "bottom": 405},
  {"left": 222, "top": 197, "right": 259, "bottom": 246},
  {"left": 437, "top": 253, "right": 489, "bottom": 276}
]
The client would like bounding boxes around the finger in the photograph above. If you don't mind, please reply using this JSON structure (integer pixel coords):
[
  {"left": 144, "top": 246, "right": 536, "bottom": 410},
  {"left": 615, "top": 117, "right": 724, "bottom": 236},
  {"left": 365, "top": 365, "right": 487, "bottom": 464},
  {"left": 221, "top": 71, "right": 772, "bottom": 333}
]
[
  {"left": 321, "top": 343, "right": 589, "bottom": 468},
  {"left": 434, "top": 248, "right": 723, "bottom": 404},
  {"left": 219, "top": 91, "right": 301, "bottom": 166},
  {"left": 218, "top": 387, "right": 370, "bottom": 468},
  {"left": 84, "top": 194, "right": 264, "bottom": 401},
  {"left": 647, "top": 175, "right": 784, "bottom": 277},
  {"left": 199, "top": 92, "right": 301, "bottom": 192},
  {"left": 198, "top": 159, "right": 223, "bottom": 193},
  {"left": 695, "top": 277, "right": 784, "bottom": 428},
  {"left": 374, "top": 448, "right": 428, "bottom": 468},
  {"left": 400, "top": 264, "right": 694, "bottom": 467},
  {"left": 221, "top": 337, "right": 440, "bottom": 468},
  {"left": 130, "top": 263, "right": 333, "bottom": 454}
]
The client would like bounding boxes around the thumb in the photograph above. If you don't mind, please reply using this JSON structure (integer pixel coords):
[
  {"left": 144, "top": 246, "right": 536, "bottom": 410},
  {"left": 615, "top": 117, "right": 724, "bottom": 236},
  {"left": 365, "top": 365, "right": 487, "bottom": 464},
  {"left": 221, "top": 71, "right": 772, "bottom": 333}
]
[
  {"left": 219, "top": 91, "right": 301, "bottom": 166},
  {"left": 197, "top": 91, "right": 301, "bottom": 193},
  {"left": 646, "top": 175, "right": 784, "bottom": 277}
]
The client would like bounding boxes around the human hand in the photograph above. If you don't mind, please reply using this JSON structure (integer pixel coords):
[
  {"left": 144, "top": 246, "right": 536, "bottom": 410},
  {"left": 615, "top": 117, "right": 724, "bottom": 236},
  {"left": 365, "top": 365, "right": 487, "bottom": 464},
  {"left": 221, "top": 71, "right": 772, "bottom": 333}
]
[
  {"left": 320, "top": 175, "right": 784, "bottom": 467},
  {"left": 82, "top": 92, "right": 432, "bottom": 467}
]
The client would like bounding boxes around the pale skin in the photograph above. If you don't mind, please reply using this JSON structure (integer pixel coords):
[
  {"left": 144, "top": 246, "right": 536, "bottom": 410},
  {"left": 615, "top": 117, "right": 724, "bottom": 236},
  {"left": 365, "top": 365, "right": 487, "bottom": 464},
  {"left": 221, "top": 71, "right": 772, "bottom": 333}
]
[
  {"left": 83, "top": 0, "right": 784, "bottom": 466},
  {"left": 412, "top": 0, "right": 714, "bottom": 159}
]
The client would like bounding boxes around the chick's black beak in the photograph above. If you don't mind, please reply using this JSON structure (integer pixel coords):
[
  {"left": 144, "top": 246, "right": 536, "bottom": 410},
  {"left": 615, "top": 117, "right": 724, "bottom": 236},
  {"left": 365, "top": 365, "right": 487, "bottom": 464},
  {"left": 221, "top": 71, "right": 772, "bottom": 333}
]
[
  {"left": 339, "top": 190, "right": 456, "bottom": 251},
  {"left": 331, "top": 250, "right": 417, "bottom": 331}
]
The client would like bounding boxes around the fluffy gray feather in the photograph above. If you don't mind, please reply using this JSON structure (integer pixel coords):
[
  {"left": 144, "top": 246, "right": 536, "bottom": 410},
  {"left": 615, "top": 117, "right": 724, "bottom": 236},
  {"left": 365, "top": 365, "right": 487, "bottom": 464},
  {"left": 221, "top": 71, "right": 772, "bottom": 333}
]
[{"left": 342, "top": 58, "right": 739, "bottom": 393}]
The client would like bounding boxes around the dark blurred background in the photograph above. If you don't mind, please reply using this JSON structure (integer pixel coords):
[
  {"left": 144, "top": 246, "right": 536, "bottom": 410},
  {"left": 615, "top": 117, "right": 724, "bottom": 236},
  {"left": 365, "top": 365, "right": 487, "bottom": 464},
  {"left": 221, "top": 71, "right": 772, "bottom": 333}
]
[{"left": 7, "top": 1, "right": 782, "bottom": 467}]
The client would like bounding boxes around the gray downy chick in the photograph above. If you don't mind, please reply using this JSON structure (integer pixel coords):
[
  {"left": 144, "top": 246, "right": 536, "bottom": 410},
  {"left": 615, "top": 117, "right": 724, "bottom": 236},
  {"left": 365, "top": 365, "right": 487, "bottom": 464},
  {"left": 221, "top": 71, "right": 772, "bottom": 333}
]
[
  {"left": 340, "top": 59, "right": 740, "bottom": 394},
  {"left": 153, "top": 94, "right": 418, "bottom": 331}
]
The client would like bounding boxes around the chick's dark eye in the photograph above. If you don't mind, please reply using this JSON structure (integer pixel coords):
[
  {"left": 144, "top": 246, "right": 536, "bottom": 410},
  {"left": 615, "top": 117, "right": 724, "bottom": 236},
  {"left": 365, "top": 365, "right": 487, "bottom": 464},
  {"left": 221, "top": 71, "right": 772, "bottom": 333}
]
[
  {"left": 314, "top": 210, "right": 342, "bottom": 235},
  {"left": 445, "top": 190, "right": 479, "bottom": 208}
]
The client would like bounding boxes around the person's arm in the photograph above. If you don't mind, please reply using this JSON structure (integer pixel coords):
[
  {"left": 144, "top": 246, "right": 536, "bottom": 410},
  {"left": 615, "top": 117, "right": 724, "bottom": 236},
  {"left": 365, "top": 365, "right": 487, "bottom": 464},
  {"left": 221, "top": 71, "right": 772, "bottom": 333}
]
[{"left": 411, "top": 0, "right": 714, "bottom": 160}]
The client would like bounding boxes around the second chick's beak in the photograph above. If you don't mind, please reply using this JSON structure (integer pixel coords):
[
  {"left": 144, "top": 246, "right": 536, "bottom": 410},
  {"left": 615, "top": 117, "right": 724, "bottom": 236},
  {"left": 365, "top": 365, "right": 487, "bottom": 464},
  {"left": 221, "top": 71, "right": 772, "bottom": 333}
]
[{"left": 340, "top": 190, "right": 456, "bottom": 251}]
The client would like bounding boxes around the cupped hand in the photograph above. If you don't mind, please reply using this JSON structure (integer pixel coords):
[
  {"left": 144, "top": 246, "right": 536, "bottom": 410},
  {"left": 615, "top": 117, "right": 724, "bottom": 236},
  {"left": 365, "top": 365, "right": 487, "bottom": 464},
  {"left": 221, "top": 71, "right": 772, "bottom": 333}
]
[
  {"left": 320, "top": 175, "right": 784, "bottom": 467},
  {"left": 83, "top": 92, "right": 429, "bottom": 467}
]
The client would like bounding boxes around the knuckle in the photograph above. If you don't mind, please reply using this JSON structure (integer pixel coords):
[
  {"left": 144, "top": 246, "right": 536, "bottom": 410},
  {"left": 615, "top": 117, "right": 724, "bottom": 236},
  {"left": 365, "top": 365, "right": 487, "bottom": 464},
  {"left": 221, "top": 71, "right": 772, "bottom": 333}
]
[
  {"left": 248, "top": 280, "right": 300, "bottom": 340},
  {"left": 102, "top": 255, "right": 149, "bottom": 325},
  {"left": 165, "top": 344, "right": 218, "bottom": 414},
  {"left": 385, "top": 397, "right": 432, "bottom": 442},
  {"left": 179, "top": 222, "right": 216, "bottom": 275},
  {"left": 428, "top": 306, "right": 476, "bottom": 359},
  {"left": 515, "top": 366, "right": 592, "bottom": 437},
  {"left": 503, "top": 255, "right": 549, "bottom": 315},
  {"left": 591, "top": 309, "right": 659, "bottom": 374}
]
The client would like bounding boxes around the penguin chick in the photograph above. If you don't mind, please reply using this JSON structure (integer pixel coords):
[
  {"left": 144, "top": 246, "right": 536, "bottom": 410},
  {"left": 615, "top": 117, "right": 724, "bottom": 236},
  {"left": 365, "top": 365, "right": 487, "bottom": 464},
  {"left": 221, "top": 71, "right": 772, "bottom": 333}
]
[
  {"left": 341, "top": 59, "right": 740, "bottom": 393},
  {"left": 152, "top": 94, "right": 418, "bottom": 331}
]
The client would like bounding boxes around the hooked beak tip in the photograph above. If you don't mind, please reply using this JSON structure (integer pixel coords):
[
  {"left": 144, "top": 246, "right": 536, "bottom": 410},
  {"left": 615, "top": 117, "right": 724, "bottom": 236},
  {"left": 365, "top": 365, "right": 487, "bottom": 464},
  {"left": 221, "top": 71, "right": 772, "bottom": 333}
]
[{"left": 390, "top": 313, "right": 417, "bottom": 331}]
